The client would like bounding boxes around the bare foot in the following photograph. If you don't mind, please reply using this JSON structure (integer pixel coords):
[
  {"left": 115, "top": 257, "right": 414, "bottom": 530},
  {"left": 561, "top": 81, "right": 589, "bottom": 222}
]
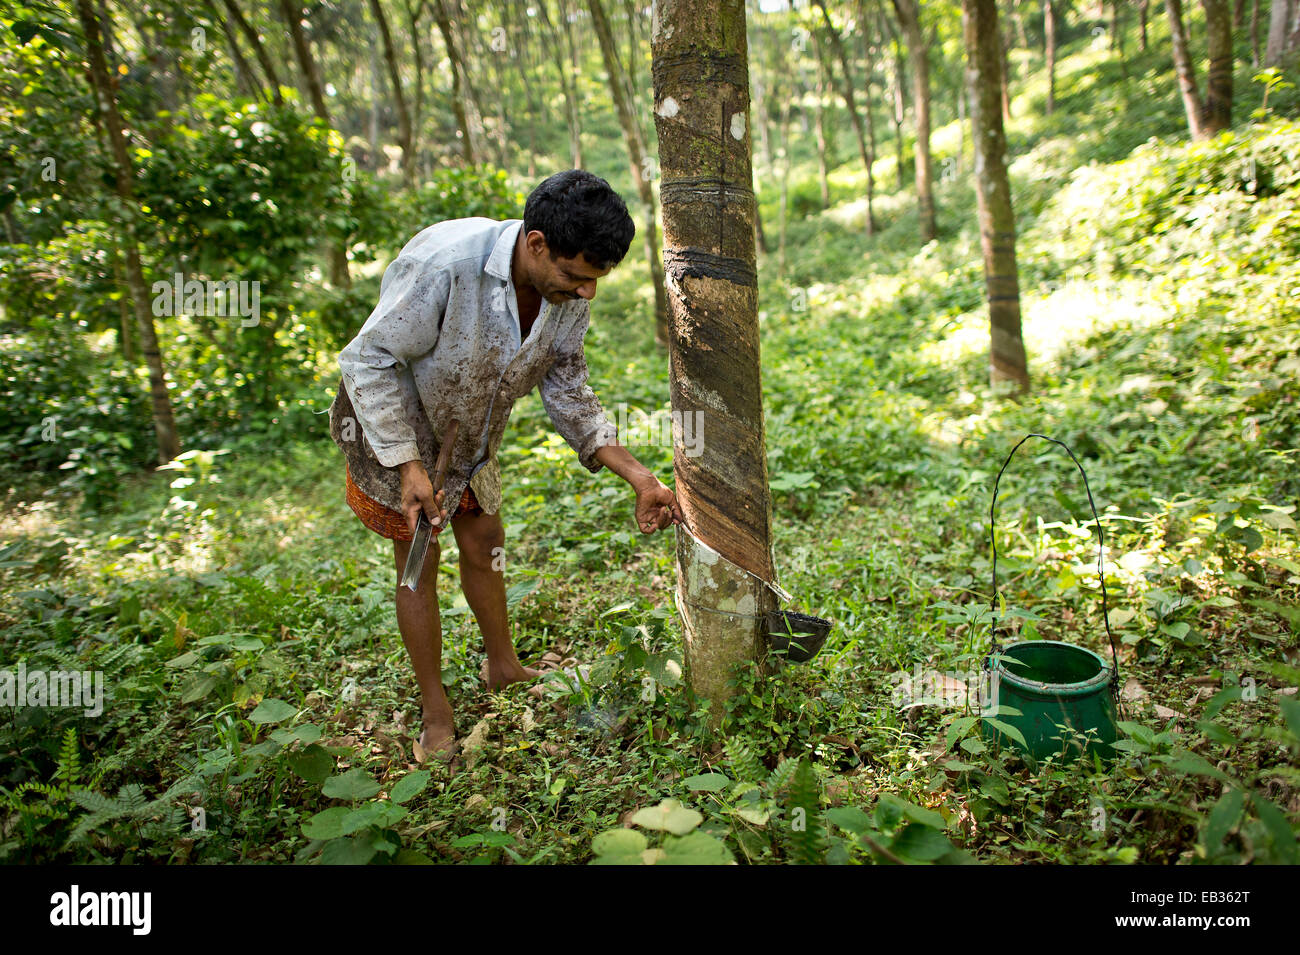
[
  {"left": 479, "top": 659, "right": 543, "bottom": 691},
  {"left": 414, "top": 717, "right": 457, "bottom": 763}
]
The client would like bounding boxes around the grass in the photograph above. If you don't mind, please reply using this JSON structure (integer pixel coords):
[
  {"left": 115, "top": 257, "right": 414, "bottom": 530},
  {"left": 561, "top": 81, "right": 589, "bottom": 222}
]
[{"left": 1, "top": 22, "right": 1298, "bottom": 865}]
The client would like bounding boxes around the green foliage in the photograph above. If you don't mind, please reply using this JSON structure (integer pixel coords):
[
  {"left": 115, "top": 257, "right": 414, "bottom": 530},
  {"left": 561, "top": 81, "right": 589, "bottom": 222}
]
[{"left": 589, "top": 798, "right": 734, "bottom": 865}]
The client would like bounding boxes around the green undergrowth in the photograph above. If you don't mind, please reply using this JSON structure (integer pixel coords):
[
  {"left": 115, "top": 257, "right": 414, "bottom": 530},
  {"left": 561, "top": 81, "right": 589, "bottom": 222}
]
[{"left": 2, "top": 46, "right": 1298, "bottom": 862}]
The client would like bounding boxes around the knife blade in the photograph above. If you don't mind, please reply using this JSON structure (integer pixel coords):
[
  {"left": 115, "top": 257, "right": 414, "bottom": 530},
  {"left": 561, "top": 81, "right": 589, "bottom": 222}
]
[{"left": 400, "top": 418, "right": 459, "bottom": 592}]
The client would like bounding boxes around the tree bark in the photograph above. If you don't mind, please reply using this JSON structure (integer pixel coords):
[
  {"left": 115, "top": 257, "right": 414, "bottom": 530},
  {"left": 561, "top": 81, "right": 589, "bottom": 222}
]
[
  {"left": 405, "top": 0, "right": 427, "bottom": 178},
  {"left": 1202, "top": 0, "right": 1233, "bottom": 135},
  {"left": 814, "top": 0, "right": 876, "bottom": 233},
  {"left": 587, "top": 0, "right": 670, "bottom": 347},
  {"left": 1264, "top": 0, "right": 1293, "bottom": 64},
  {"left": 962, "top": 0, "right": 1029, "bottom": 394},
  {"left": 893, "top": 0, "right": 936, "bottom": 241},
  {"left": 1045, "top": 0, "right": 1057, "bottom": 113},
  {"left": 1166, "top": 0, "right": 1207, "bottom": 138},
  {"left": 812, "top": 49, "right": 832, "bottom": 209},
  {"left": 1138, "top": 0, "right": 1150, "bottom": 49},
  {"left": 369, "top": 0, "right": 414, "bottom": 187},
  {"left": 651, "top": 0, "right": 777, "bottom": 716},
  {"left": 535, "top": 0, "right": 580, "bottom": 166},
  {"left": 209, "top": 2, "right": 261, "bottom": 100},
  {"left": 278, "top": 0, "right": 330, "bottom": 121},
  {"left": 432, "top": 0, "right": 476, "bottom": 163},
  {"left": 881, "top": 8, "right": 908, "bottom": 189},
  {"left": 76, "top": 0, "right": 182, "bottom": 463},
  {"left": 221, "top": 0, "right": 282, "bottom": 105}
]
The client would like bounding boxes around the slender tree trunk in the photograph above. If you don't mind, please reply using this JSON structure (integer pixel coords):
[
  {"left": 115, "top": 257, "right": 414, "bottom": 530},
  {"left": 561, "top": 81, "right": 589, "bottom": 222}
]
[
  {"left": 368, "top": 26, "right": 384, "bottom": 162},
  {"left": 506, "top": 0, "right": 541, "bottom": 179},
  {"left": 278, "top": 0, "right": 330, "bottom": 121},
  {"left": 587, "top": 0, "right": 669, "bottom": 347},
  {"left": 76, "top": 0, "right": 182, "bottom": 462},
  {"left": 432, "top": 0, "right": 476, "bottom": 162},
  {"left": 560, "top": 0, "right": 586, "bottom": 164},
  {"left": 814, "top": 0, "right": 876, "bottom": 233},
  {"left": 370, "top": 0, "right": 414, "bottom": 187},
  {"left": 1251, "top": 0, "right": 1262, "bottom": 65},
  {"left": 883, "top": 11, "right": 907, "bottom": 189},
  {"left": 813, "top": 54, "right": 831, "bottom": 209},
  {"left": 1264, "top": 0, "right": 1292, "bottom": 64},
  {"left": 1138, "top": 0, "right": 1150, "bottom": 49},
  {"left": 1045, "top": 0, "right": 1057, "bottom": 113},
  {"left": 1202, "top": 0, "right": 1234, "bottom": 134},
  {"left": 651, "top": 0, "right": 777, "bottom": 715},
  {"left": 893, "top": 0, "right": 936, "bottom": 241},
  {"left": 209, "top": 2, "right": 261, "bottom": 100},
  {"left": 536, "top": 0, "right": 580, "bottom": 166},
  {"left": 962, "top": 0, "right": 1029, "bottom": 394},
  {"left": 405, "top": 0, "right": 427, "bottom": 178},
  {"left": 222, "top": 0, "right": 282, "bottom": 104},
  {"left": 1166, "top": 0, "right": 1207, "bottom": 138},
  {"left": 1012, "top": 0, "right": 1030, "bottom": 45},
  {"left": 112, "top": 246, "right": 137, "bottom": 363}
]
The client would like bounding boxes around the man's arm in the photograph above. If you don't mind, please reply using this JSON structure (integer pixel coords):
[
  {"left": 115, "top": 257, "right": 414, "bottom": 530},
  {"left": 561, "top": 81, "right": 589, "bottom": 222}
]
[
  {"left": 595, "top": 443, "right": 684, "bottom": 533},
  {"left": 537, "top": 306, "right": 620, "bottom": 472},
  {"left": 338, "top": 258, "right": 452, "bottom": 468}
]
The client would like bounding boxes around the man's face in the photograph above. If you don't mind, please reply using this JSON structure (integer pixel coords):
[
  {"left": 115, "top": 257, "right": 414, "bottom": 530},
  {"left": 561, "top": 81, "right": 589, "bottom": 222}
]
[{"left": 526, "top": 231, "right": 613, "bottom": 304}]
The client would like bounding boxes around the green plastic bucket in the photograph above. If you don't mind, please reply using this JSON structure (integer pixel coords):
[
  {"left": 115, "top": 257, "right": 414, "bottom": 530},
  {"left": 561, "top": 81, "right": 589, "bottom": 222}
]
[
  {"left": 983, "top": 640, "right": 1118, "bottom": 760},
  {"left": 978, "top": 434, "right": 1123, "bottom": 762}
]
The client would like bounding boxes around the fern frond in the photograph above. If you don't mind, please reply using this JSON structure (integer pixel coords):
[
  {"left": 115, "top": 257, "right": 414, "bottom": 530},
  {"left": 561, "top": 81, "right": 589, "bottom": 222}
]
[
  {"left": 782, "top": 759, "right": 826, "bottom": 866},
  {"left": 725, "top": 736, "right": 766, "bottom": 785},
  {"left": 54, "top": 728, "right": 80, "bottom": 785},
  {"left": 766, "top": 756, "right": 800, "bottom": 797}
]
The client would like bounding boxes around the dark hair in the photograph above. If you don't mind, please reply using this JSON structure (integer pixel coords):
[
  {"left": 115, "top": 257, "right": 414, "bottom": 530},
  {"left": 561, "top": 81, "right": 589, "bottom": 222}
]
[{"left": 523, "top": 170, "right": 635, "bottom": 270}]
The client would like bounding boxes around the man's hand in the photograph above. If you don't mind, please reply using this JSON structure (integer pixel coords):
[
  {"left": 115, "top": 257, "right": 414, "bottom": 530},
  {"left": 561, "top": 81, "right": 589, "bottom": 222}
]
[
  {"left": 633, "top": 478, "right": 683, "bottom": 534},
  {"left": 399, "top": 460, "right": 449, "bottom": 537}
]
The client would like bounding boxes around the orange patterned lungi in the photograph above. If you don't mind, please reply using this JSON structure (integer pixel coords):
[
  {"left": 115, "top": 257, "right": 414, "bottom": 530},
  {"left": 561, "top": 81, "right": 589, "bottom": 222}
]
[{"left": 345, "top": 465, "right": 483, "bottom": 541}]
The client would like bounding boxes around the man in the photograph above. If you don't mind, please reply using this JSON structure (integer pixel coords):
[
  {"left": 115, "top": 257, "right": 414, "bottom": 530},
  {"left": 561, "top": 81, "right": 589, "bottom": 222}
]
[{"left": 328, "top": 170, "right": 682, "bottom": 762}]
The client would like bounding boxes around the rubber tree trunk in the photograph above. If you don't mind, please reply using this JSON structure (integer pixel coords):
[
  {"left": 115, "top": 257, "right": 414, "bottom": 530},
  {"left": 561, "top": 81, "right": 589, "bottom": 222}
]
[
  {"left": 279, "top": 0, "right": 330, "bottom": 121},
  {"left": 222, "top": 0, "right": 283, "bottom": 104},
  {"left": 882, "top": 10, "right": 907, "bottom": 190},
  {"left": 434, "top": 0, "right": 482, "bottom": 163},
  {"left": 535, "top": 0, "right": 580, "bottom": 166},
  {"left": 813, "top": 49, "right": 831, "bottom": 209},
  {"left": 210, "top": 5, "right": 260, "bottom": 100},
  {"left": 893, "top": 0, "right": 936, "bottom": 241},
  {"left": 279, "top": 0, "right": 351, "bottom": 287},
  {"left": 1265, "top": 0, "right": 1292, "bottom": 65},
  {"left": 587, "top": 0, "right": 670, "bottom": 348},
  {"left": 76, "top": 0, "right": 182, "bottom": 463},
  {"left": 651, "top": 0, "right": 777, "bottom": 718},
  {"left": 1166, "top": 0, "right": 1207, "bottom": 138},
  {"left": 404, "top": 0, "right": 427, "bottom": 179},
  {"left": 962, "top": 0, "right": 1030, "bottom": 395},
  {"left": 432, "top": 0, "right": 474, "bottom": 163},
  {"left": 1139, "top": 0, "right": 1150, "bottom": 49},
  {"left": 1166, "top": 0, "right": 1234, "bottom": 139},
  {"left": 1044, "top": 0, "right": 1056, "bottom": 114},
  {"left": 369, "top": 0, "right": 414, "bottom": 188},
  {"left": 1202, "top": 0, "right": 1234, "bottom": 134},
  {"left": 814, "top": 0, "right": 877, "bottom": 233}
]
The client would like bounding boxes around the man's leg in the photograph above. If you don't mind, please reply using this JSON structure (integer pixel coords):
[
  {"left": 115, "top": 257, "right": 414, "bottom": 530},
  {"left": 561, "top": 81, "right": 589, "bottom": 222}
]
[
  {"left": 450, "top": 509, "right": 540, "bottom": 690},
  {"left": 393, "top": 535, "right": 456, "bottom": 757}
]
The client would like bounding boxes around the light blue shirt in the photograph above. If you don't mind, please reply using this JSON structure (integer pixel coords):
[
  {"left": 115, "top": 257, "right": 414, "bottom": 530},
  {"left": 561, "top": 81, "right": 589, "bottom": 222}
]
[{"left": 328, "top": 217, "right": 618, "bottom": 516}]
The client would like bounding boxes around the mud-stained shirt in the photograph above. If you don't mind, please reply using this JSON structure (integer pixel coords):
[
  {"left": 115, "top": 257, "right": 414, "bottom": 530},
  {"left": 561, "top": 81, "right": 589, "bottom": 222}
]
[{"left": 328, "top": 217, "right": 618, "bottom": 517}]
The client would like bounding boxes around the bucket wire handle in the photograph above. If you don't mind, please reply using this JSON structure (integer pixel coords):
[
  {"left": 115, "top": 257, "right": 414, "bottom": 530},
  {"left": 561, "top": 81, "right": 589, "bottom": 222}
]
[{"left": 988, "top": 434, "right": 1121, "bottom": 699}]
